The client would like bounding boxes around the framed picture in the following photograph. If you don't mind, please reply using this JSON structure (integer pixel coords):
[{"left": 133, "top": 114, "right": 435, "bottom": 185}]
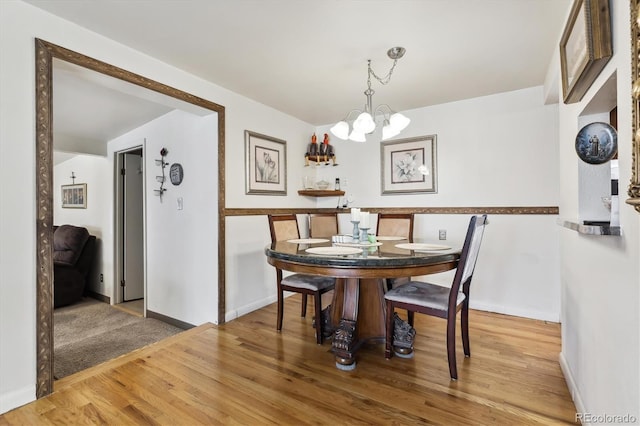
[
  {"left": 245, "top": 130, "right": 287, "bottom": 195},
  {"left": 61, "top": 183, "right": 87, "bottom": 208},
  {"left": 559, "top": 0, "right": 612, "bottom": 104},
  {"left": 381, "top": 135, "right": 437, "bottom": 195}
]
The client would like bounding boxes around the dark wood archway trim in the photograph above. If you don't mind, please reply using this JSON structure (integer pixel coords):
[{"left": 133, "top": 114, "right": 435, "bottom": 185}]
[{"left": 35, "top": 38, "right": 226, "bottom": 397}]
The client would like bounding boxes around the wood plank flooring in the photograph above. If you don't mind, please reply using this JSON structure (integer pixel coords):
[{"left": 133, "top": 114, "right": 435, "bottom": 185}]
[{"left": 0, "top": 297, "right": 577, "bottom": 425}]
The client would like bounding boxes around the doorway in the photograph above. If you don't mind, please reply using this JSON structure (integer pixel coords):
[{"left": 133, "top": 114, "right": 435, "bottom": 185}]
[
  {"left": 35, "top": 39, "right": 226, "bottom": 397},
  {"left": 116, "top": 147, "right": 145, "bottom": 314}
]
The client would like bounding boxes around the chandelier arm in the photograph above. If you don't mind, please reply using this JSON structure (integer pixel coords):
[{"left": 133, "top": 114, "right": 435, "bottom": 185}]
[{"left": 373, "top": 104, "right": 394, "bottom": 118}]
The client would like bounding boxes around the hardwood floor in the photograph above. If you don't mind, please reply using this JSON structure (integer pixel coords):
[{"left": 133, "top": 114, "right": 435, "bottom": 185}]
[{"left": 0, "top": 297, "right": 577, "bottom": 425}]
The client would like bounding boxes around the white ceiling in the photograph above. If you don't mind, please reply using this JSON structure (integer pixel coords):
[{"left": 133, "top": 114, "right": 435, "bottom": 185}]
[{"left": 27, "top": 0, "right": 571, "bottom": 148}]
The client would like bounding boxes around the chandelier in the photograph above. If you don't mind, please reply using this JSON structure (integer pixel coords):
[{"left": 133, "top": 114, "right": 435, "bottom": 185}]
[{"left": 330, "top": 47, "right": 410, "bottom": 142}]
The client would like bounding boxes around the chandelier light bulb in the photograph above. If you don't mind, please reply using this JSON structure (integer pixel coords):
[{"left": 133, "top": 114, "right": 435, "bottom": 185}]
[
  {"left": 348, "top": 130, "right": 366, "bottom": 142},
  {"left": 330, "top": 121, "right": 350, "bottom": 140},
  {"left": 352, "top": 112, "right": 375, "bottom": 134},
  {"left": 389, "top": 113, "right": 410, "bottom": 132},
  {"left": 382, "top": 121, "right": 401, "bottom": 140}
]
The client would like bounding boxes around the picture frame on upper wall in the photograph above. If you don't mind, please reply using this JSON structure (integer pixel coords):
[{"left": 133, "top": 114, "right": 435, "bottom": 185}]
[
  {"left": 380, "top": 135, "right": 438, "bottom": 195},
  {"left": 61, "top": 183, "right": 87, "bottom": 208},
  {"left": 559, "top": 0, "right": 612, "bottom": 104},
  {"left": 245, "top": 130, "right": 287, "bottom": 195}
]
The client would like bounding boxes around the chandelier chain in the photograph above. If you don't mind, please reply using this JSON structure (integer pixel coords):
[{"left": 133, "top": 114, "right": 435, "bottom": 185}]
[{"left": 367, "top": 58, "right": 399, "bottom": 87}]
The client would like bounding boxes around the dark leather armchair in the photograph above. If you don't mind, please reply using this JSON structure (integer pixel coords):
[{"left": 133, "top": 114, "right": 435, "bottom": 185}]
[{"left": 53, "top": 225, "right": 96, "bottom": 308}]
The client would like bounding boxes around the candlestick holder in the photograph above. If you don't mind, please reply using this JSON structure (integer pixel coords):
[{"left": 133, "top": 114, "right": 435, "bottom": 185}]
[
  {"left": 359, "top": 227, "right": 370, "bottom": 243},
  {"left": 350, "top": 220, "right": 360, "bottom": 242}
]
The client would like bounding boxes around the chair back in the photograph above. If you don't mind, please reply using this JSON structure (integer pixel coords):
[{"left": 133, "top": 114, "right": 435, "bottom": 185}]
[
  {"left": 268, "top": 214, "right": 301, "bottom": 242},
  {"left": 449, "top": 215, "right": 488, "bottom": 305},
  {"left": 309, "top": 213, "right": 339, "bottom": 238},
  {"left": 376, "top": 213, "right": 414, "bottom": 241}
]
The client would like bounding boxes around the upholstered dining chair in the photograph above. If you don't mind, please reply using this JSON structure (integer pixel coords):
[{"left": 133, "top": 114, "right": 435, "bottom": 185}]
[
  {"left": 308, "top": 213, "right": 339, "bottom": 238},
  {"left": 268, "top": 214, "right": 335, "bottom": 344},
  {"left": 384, "top": 214, "right": 488, "bottom": 380},
  {"left": 376, "top": 213, "right": 415, "bottom": 290}
]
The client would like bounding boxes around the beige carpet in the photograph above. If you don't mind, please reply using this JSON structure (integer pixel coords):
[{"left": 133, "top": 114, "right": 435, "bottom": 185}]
[{"left": 54, "top": 298, "right": 183, "bottom": 379}]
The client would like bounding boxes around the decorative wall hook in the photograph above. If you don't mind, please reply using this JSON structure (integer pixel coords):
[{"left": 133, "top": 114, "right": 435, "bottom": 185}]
[
  {"left": 154, "top": 148, "right": 169, "bottom": 200},
  {"left": 70, "top": 171, "right": 76, "bottom": 184}
]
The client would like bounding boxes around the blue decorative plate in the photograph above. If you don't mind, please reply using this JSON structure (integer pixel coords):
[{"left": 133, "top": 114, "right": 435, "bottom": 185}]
[{"left": 575, "top": 122, "right": 618, "bottom": 164}]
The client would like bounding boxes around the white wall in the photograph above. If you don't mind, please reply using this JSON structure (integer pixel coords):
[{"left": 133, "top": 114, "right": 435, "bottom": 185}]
[
  {"left": 53, "top": 154, "right": 110, "bottom": 294},
  {"left": 108, "top": 110, "right": 218, "bottom": 326},
  {"left": 556, "top": 0, "right": 640, "bottom": 421},
  {"left": 0, "top": 0, "right": 312, "bottom": 412},
  {"left": 226, "top": 86, "right": 563, "bottom": 322}
]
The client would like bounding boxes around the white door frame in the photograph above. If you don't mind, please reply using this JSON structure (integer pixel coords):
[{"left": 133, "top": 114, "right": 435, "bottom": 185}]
[{"left": 114, "top": 141, "right": 147, "bottom": 312}]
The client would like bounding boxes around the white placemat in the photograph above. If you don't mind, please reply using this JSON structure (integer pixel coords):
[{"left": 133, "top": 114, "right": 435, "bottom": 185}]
[
  {"left": 305, "top": 246, "right": 362, "bottom": 255},
  {"left": 375, "top": 236, "right": 406, "bottom": 241},
  {"left": 287, "top": 238, "right": 329, "bottom": 244},
  {"left": 394, "top": 243, "right": 451, "bottom": 251}
]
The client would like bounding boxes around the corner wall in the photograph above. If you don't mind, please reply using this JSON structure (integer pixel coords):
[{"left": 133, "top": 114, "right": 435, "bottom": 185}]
[{"left": 556, "top": 1, "right": 640, "bottom": 420}]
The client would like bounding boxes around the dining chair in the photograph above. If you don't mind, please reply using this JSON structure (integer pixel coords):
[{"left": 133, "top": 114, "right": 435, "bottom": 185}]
[
  {"left": 384, "top": 214, "right": 488, "bottom": 380},
  {"left": 376, "top": 213, "right": 414, "bottom": 290},
  {"left": 308, "top": 213, "right": 339, "bottom": 238},
  {"left": 268, "top": 214, "right": 335, "bottom": 344}
]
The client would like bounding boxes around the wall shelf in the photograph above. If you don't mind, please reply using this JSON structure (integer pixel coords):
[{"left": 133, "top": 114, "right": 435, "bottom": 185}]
[
  {"left": 557, "top": 219, "right": 621, "bottom": 236},
  {"left": 298, "top": 190, "right": 345, "bottom": 197}
]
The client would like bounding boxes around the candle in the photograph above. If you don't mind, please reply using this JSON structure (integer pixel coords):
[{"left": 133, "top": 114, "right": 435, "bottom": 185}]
[
  {"left": 351, "top": 208, "right": 360, "bottom": 222},
  {"left": 360, "top": 211, "right": 369, "bottom": 228}
]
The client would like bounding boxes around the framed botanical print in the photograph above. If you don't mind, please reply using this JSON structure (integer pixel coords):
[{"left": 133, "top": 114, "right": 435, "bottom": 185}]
[
  {"left": 245, "top": 130, "right": 287, "bottom": 195},
  {"left": 381, "top": 135, "right": 438, "bottom": 195}
]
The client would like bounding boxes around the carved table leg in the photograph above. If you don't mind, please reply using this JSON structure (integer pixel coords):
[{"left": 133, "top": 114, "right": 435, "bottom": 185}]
[
  {"left": 331, "top": 278, "right": 359, "bottom": 370},
  {"left": 392, "top": 313, "right": 416, "bottom": 358}
]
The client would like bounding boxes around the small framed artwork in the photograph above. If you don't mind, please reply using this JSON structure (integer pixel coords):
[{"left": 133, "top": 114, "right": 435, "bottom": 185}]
[
  {"left": 245, "top": 130, "right": 287, "bottom": 195},
  {"left": 559, "top": 0, "right": 612, "bottom": 104},
  {"left": 381, "top": 135, "right": 438, "bottom": 195},
  {"left": 61, "top": 183, "right": 87, "bottom": 208}
]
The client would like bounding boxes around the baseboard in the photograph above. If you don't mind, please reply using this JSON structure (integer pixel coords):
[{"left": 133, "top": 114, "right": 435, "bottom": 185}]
[
  {"left": 146, "top": 310, "right": 195, "bottom": 330},
  {"left": 85, "top": 291, "right": 109, "bottom": 304},
  {"left": 225, "top": 294, "right": 278, "bottom": 323},
  {"left": 469, "top": 300, "right": 560, "bottom": 322},
  {"left": 559, "top": 351, "right": 585, "bottom": 422},
  {"left": 0, "top": 384, "right": 35, "bottom": 415}
]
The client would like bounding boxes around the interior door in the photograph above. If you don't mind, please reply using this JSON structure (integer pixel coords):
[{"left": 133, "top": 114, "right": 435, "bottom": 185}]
[{"left": 123, "top": 152, "right": 144, "bottom": 301}]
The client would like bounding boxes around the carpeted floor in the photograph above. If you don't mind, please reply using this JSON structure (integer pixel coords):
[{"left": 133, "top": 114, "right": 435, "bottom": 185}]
[{"left": 54, "top": 298, "right": 183, "bottom": 379}]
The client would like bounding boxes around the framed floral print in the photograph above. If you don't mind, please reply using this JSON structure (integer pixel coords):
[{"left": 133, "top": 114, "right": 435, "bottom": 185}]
[
  {"left": 381, "top": 135, "right": 437, "bottom": 195},
  {"left": 245, "top": 130, "right": 287, "bottom": 195}
]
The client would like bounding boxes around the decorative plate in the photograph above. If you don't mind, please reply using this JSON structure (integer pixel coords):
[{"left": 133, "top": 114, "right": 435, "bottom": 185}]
[
  {"left": 169, "top": 163, "right": 184, "bottom": 185},
  {"left": 287, "top": 238, "right": 329, "bottom": 244},
  {"left": 305, "top": 247, "right": 362, "bottom": 255},
  {"left": 575, "top": 122, "right": 618, "bottom": 164},
  {"left": 375, "top": 236, "right": 406, "bottom": 241},
  {"left": 395, "top": 243, "right": 451, "bottom": 251}
]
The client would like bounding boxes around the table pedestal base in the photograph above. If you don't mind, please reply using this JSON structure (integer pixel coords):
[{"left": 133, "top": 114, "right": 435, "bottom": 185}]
[{"left": 330, "top": 278, "right": 386, "bottom": 370}]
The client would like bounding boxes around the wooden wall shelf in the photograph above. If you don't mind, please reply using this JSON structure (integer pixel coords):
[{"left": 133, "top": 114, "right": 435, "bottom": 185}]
[{"left": 298, "top": 190, "right": 345, "bottom": 197}]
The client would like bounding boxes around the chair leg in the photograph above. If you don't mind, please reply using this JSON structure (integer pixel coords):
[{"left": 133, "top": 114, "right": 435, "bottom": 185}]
[
  {"left": 277, "top": 288, "right": 284, "bottom": 332},
  {"left": 407, "top": 311, "right": 415, "bottom": 327},
  {"left": 301, "top": 294, "right": 307, "bottom": 317},
  {"left": 385, "top": 300, "right": 394, "bottom": 359},
  {"left": 314, "top": 292, "right": 323, "bottom": 345},
  {"left": 461, "top": 303, "right": 470, "bottom": 357},
  {"left": 446, "top": 313, "right": 458, "bottom": 380}
]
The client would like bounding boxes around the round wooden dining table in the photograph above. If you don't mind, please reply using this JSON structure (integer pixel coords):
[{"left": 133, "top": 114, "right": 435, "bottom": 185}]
[{"left": 265, "top": 238, "right": 460, "bottom": 370}]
